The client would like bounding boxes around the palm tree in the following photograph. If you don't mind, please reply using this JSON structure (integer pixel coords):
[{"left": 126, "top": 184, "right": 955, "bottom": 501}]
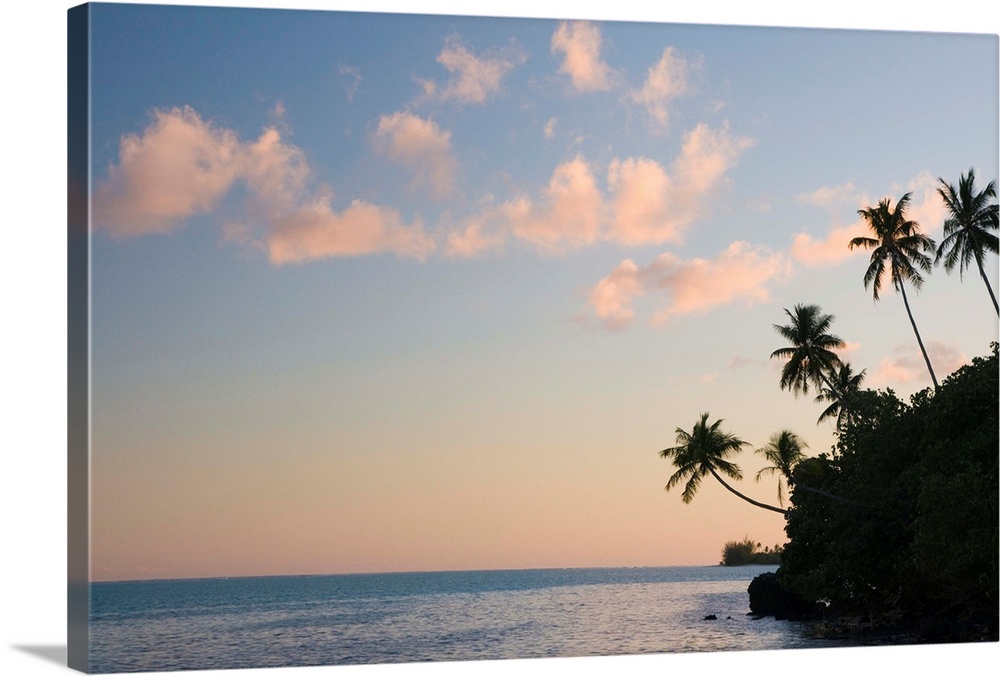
[
  {"left": 754, "top": 430, "right": 807, "bottom": 507},
  {"left": 660, "top": 413, "right": 787, "bottom": 516},
  {"left": 770, "top": 304, "right": 844, "bottom": 396},
  {"left": 935, "top": 169, "right": 999, "bottom": 314},
  {"left": 755, "top": 427, "right": 865, "bottom": 509},
  {"left": 813, "top": 362, "right": 867, "bottom": 429},
  {"left": 849, "top": 193, "right": 939, "bottom": 390}
]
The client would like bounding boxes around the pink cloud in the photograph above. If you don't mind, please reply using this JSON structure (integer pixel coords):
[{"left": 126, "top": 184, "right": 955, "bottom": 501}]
[
  {"left": 450, "top": 123, "right": 751, "bottom": 256},
  {"left": 607, "top": 125, "right": 751, "bottom": 245},
  {"left": 796, "top": 182, "right": 858, "bottom": 207},
  {"left": 551, "top": 21, "right": 615, "bottom": 92},
  {"left": 587, "top": 259, "right": 643, "bottom": 330},
  {"left": 505, "top": 157, "right": 606, "bottom": 252},
  {"left": 268, "top": 199, "right": 434, "bottom": 264},
  {"left": 372, "top": 111, "right": 457, "bottom": 198},
  {"left": 790, "top": 221, "right": 869, "bottom": 267},
  {"left": 606, "top": 158, "right": 677, "bottom": 245},
  {"left": 95, "top": 106, "right": 436, "bottom": 263},
  {"left": 94, "top": 107, "right": 243, "bottom": 236},
  {"left": 900, "top": 172, "right": 948, "bottom": 239},
  {"left": 870, "top": 341, "right": 968, "bottom": 387},
  {"left": 445, "top": 213, "right": 508, "bottom": 258},
  {"left": 671, "top": 123, "right": 754, "bottom": 199},
  {"left": 435, "top": 36, "right": 525, "bottom": 104},
  {"left": 586, "top": 242, "right": 791, "bottom": 329},
  {"left": 628, "top": 47, "right": 691, "bottom": 132},
  {"left": 791, "top": 178, "right": 945, "bottom": 267}
]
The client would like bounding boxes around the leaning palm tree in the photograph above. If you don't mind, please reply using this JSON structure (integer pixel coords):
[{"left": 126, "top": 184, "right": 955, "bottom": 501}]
[
  {"left": 813, "top": 362, "right": 867, "bottom": 429},
  {"left": 935, "top": 169, "right": 999, "bottom": 314},
  {"left": 755, "top": 429, "right": 863, "bottom": 509},
  {"left": 754, "top": 430, "right": 807, "bottom": 507},
  {"left": 770, "top": 304, "right": 844, "bottom": 396},
  {"left": 849, "top": 193, "right": 939, "bottom": 390},
  {"left": 660, "top": 413, "right": 787, "bottom": 516}
]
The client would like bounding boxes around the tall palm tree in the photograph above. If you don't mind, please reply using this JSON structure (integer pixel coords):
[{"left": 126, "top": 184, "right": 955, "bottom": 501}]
[
  {"left": 770, "top": 304, "right": 844, "bottom": 396},
  {"left": 813, "top": 362, "right": 867, "bottom": 429},
  {"left": 935, "top": 169, "right": 999, "bottom": 315},
  {"left": 754, "top": 430, "right": 807, "bottom": 507},
  {"left": 849, "top": 193, "right": 939, "bottom": 390},
  {"left": 660, "top": 413, "right": 787, "bottom": 516}
]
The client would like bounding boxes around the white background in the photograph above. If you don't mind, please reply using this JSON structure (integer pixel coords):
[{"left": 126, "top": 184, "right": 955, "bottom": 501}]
[{"left": 2, "top": 1, "right": 997, "bottom": 675}]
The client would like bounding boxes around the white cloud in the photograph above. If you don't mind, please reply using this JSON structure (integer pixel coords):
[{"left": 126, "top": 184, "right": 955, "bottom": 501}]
[
  {"left": 371, "top": 111, "right": 458, "bottom": 198},
  {"left": 551, "top": 21, "right": 615, "bottom": 92}
]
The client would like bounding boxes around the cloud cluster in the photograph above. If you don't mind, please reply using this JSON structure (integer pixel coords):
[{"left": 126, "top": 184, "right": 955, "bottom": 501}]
[
  {"left": 94, "top": 107, "right": 433, "bottom": 263},
  {"left": 446, "top": 123, "right": 753, "bottom": 257},
  {"left": 586, "top": 242, "right": 791, "bottom": 330},
  {"left": 790, "top": 178, "right": 946, "bottom": 268},
  {"left": 551, "top": 21, "right": 616, "bottom": 92}
]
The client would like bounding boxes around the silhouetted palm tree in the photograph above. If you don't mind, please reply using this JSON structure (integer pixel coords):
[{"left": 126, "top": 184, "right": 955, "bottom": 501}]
[
  {"left": 849, "top": 193, "right": 939, "bottom": 390},
  {"left": 755, "top": 430, "right": 807, "bottom": 507},
  {"left": 660, "top": 413, "right": 787, "bottom": 515},
  {"left": 814, "top": 362, "right": 867, "bottom": 429},
  {"left": 935, "top": 169, "right": 999, "bottom": 314},
  {"left": 770, "top": 304, "right": 844, "bottom": 396}
]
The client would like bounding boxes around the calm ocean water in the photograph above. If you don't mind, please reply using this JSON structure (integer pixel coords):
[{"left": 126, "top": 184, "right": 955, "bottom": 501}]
[{"left": 89, "top": 565, "right": 822, "bottom": 673}]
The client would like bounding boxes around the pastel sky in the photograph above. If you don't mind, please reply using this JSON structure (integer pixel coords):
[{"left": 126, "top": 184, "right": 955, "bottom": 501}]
[{"left": 84, "top": 1, "right": 999, "bottom": 582}]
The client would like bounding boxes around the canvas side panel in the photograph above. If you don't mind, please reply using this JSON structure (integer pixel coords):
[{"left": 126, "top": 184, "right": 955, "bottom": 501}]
[{"left": 67, "top": 3, "right": 91, "bottom": 673}]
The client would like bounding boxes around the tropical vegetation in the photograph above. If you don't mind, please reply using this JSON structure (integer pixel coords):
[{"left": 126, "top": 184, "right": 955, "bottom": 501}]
[
  {"left": 720, "top": 537, "right": 783, "bottom": 566},
  {"left": 770, "top": 304, "right": 844, "bottom": 396},
  {"left": 659, "top": 413, "right": 787, "bottom": 515},
  {"left": 848, "top": 193, "right": 939, "bottom": 389},
  {"left": 754, "top": 430, "right": 807, "bottom": 507},
  {"left": 935, "top": 168, "right": 999, "bottom": 314},
  {"left": 657, "top": 167, "right": 998, "bottom": 642}
]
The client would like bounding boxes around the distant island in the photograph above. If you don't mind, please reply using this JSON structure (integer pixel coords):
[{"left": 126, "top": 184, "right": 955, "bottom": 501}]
[{"left": 719, "top": 537, "right": 783, "bottom": 566}]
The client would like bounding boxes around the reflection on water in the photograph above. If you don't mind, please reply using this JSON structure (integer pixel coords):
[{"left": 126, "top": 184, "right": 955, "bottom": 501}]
[{"left": 90, "top": 566, "right": 819, "bottom": 673}]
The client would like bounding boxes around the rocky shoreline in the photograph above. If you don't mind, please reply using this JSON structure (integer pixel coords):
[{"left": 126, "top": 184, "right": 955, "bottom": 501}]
[{"left": 747, "top": 572, "right": 998, "bottom": 646}]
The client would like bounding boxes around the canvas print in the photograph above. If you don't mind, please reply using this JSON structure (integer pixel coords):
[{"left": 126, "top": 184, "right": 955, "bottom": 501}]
[{"left": 67, "top": 2, "right": 999, "bottom": 673}]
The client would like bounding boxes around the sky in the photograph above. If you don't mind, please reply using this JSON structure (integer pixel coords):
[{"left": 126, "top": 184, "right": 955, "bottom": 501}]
[
  {"left": 76, "top": 1, "right": 1000, "bottom": 583},
  {"left": 2, "top": 2, "right": 998, "bottom": 676}
]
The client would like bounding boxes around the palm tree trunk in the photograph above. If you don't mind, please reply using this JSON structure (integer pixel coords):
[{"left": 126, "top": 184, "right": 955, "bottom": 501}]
[
  {"left": 898, "top": 282, "right": 939, "bottom": 390},
  {"left": 976, "top": 256, "right": 999, "bottom": 315},
  {"left": 708, "top": 467, "right": 788, "bottom": 515}
]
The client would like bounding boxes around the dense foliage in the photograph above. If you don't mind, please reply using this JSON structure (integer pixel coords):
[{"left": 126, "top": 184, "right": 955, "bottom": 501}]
[
  {"left": 720, "top": 537, "right": 782, "bottom": 566},
  {"left": 778, "top": 343, "right": 998, "bottom": 639}
]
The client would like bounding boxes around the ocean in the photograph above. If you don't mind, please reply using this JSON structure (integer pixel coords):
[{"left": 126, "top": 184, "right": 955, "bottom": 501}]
[{"left": 88, "top": 565, "right": 823, "bottom": 673}]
